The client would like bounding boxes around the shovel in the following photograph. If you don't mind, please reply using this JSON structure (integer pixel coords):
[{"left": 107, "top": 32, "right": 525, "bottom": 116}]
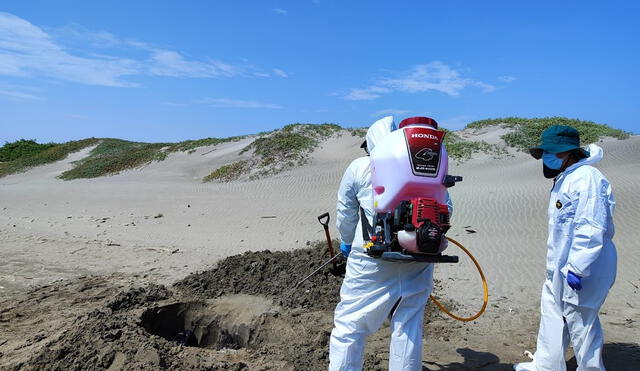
[
  {"left": 293, "top": 212, "right": 340, "bottom": 289},
  {"left": 317, "top": 212, "right": 337, "bottom": 271}
]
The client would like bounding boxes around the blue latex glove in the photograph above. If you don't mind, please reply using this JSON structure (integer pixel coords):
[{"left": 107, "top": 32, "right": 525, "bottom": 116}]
[
  {"left": 340, "top": 242, "right": 352, "bottom": 257},
  {"left": 567, "top": 271, "right": 582, "bottom": 291}
]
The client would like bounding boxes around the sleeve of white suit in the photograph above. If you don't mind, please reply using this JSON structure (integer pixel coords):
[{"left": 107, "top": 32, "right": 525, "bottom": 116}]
[
  {"left": 336, "top": 161, "right": 360, "bottom": 245},
  {"left": 566, "top": 173, "right": 609, "bottom": 278}
]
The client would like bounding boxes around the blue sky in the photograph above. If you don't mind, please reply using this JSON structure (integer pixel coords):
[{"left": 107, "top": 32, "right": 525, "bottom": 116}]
[{"left": 1, "top": 1, "right": 638, "bottom": 143}]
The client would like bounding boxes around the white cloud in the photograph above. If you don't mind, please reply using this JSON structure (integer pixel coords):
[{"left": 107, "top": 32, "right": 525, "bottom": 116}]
[
  {"left": 498, "top": 75, "right": 517, "bottom": 83},
  {"left": 344, "top": 86, "right": 391, "bottom": 101},
  {"left": 473, "top": 81, "right": 497, "bottom": 93},
  {"left": 272, "top": 68, "right": 288, "bottom": 78},
  {"left": 0, "top": 12, "right": 269, "bottom": 88},
  {"left": 343, "top": 62, "right": 495, "bottom": 100},
  {"left": 0, "top": 82, "right": 44, "bottom": 100},
  {"left": 272, "top": 8, "right": 288, "bottom": 15},
  {"left": 197, "top": 97, "right": 282, "bottom": 109},
  {"left": 65, "top": 113, "right": 88, "bottom": 119},
  {"left": 0, "top": 88, "right": 43, "bottom": 100},
  {"left": 161, "top": 101, "right": 187, "bottom": 107},
  {"left": 372, "top": 109, "right": 410, "bottom": 117},
  {"left": 0, "top": 12, "right": 140, "bottom": 87},
  {"left": 148, "top": 50, "right": 237, "bottom": 78}
]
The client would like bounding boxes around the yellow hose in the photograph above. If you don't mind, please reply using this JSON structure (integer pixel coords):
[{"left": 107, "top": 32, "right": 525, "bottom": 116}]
[{"left": 429, "top": 236, "right": 489, "bottom": 322}]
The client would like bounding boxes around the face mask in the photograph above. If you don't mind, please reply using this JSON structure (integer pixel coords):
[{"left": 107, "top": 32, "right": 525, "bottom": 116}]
[
  {"left": 543, "top": 164, "right": 561, "bottom": 179},
  {"left": 542, "top": 152, "right": 563, "bottom": 169}
]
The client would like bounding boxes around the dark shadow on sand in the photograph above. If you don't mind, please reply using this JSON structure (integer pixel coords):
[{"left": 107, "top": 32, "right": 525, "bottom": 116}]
[
  {"left": 421, "top": 342, "right": 640, "bottom": 370},
  {"left": 423, "top": 348, "right": 513, "bottom": 370},
  {"left": 567, "top": 342, "right": 640, "bottom": 371}
]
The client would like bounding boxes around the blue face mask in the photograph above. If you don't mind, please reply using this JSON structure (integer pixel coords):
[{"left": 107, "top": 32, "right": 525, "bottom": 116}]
[{"left": 542, "top": 152, "right": 564, "bottom": 169}]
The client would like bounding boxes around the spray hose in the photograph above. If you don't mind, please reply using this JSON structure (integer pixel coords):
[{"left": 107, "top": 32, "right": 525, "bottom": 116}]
[{"left": 429, "top": 236, "right": 489, "bottom": 322}]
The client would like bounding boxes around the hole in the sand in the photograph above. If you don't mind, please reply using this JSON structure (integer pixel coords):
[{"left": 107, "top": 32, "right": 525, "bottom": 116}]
[{"left": 140, "top": 302, "right": 254, "bottom": 350}]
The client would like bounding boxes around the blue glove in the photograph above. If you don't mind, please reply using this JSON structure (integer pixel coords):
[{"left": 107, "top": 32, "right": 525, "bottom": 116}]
[
  {"left": 567, "top": 271, "right": 582, "bottom": 291},
  {"left": 340, "top": 242, "right": 352, "bottom": 257}
]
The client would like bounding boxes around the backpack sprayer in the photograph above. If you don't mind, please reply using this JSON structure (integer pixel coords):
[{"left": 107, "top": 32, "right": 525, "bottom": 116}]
[
  {"left": 364, "top": 116, "right": 460, "bottom": 262},
  {"left": 296, "top": 117, "right": 488, "bottom": 322},
  {"left": 365, "top": 116, "right": 488, "bottom": 321}
]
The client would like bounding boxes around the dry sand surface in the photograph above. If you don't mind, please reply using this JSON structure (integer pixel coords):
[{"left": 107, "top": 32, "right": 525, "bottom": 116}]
[{"left": 1, "top": 130, "right": 639, "bottom": 370}]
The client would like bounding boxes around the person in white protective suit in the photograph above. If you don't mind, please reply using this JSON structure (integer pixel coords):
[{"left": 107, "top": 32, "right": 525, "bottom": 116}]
[
  {"left": 515, "top": 125, "right": 617, "bottom": 371},
  {"left": 329, "top": 116, "right": 453, "bottom": 371}
]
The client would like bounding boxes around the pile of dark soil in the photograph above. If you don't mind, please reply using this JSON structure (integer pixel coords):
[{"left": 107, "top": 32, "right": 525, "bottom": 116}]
[
  {"left": 23, "top": 288, "right": 260, "bottom": 371},
  {"left": 4, "top": 243, "right": 453, "bottom": 371},
  {"left": 175, "top": 241, "right": 345, "bottom": 311}
]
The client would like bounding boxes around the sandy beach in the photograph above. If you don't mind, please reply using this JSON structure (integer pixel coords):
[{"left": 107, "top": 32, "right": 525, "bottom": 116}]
[{"left": 1, "top": 129, "right": 638, "bottom": 370}]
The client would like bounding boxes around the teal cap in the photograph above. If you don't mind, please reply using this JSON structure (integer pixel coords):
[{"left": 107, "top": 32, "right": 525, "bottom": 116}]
[{"left": 529, "top": 125, "right": 590, "bottom": 159}]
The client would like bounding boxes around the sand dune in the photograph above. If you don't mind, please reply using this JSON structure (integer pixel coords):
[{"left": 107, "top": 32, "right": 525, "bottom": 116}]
[{"left": 0, "top": 130, "right": 638, "bottom": 368}]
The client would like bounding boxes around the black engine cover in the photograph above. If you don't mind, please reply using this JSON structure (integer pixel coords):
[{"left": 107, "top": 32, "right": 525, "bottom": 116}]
[{"left": 416, "top": 221, "right": 443, "bottom": 254}]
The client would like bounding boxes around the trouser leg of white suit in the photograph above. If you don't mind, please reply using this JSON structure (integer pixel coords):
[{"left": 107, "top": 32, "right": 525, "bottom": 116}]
[
  {"left": 514, "top": 280, "right": 607, "bottom": 371},
  {"left": 564, "top": 304, "right": 606, "bottom": 371},
  {"left": 329, "top": 253, "right": 400, "bottom": 371},
  {"left": 329, "top": 298, "right": 395, "bottom": 371},
  {"left": 514, "top": 280, "right": 570, "bottom": 371},
  {"left": 533, "top": 279, "right": 571, "bottom": 371},
  {"left": 388, "top": 291, "right": 430, "bottom": 371}
]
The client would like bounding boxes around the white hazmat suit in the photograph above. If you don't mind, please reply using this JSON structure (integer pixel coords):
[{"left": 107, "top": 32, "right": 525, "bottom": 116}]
[
  {"left": 515, "top": 144, "right": 617, "bottom": 371},
  {"left": 329, "top": 116, "right": 452, "bottom": 371}
]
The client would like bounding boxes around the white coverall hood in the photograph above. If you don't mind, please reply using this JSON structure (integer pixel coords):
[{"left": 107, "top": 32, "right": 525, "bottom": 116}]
[
  {"left": 515, "top": 143, "right": 617, "bottom": 371},
  {"left": 572, "top": 143, "right": 603, "bottom": 168},
  {"left": 365, "top": 116, "right": 397, "bottom": 154}
]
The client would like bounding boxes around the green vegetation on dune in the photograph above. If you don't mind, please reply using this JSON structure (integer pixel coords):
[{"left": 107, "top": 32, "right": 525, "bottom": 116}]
[
  {"left": 466, "top": 117, "right": 630, "bottom": 151},
  {"left": 203, "top": 160, "right": 249, "bottom": 182},
  {"left": 441, "top": 129, "right": 507, "bottom": 161},
  {"left": 0, "top": 138, "right": 99, "bottom": 178},
  {"left": 59, "top": 139, "right": 169, "bottom": 179},
  {"left": 2, "top": 118, "right": 630, "bottom": 181},
  {"left": 167, "top": 136, "right": 246, "bottom": 154},
  {"left": 1, "top": 123, "right": 344, "bottom": 181},
  {"left": 0, "top": 139, "right": 57, "bottom": 162},
  {"left": 346, "top": 127, "right": 368, "bottom": 137},
  {"left": 210, "top": 123, "right": 344, "bottom": 181},
  {"left": 250, "top": 123, "right": 341, "bottom": 163}
]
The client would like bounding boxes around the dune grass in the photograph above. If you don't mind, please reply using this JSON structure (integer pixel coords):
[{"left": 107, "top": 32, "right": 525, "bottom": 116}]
[
  {"left": 203, "top": 160, "right": 249, "bottom": 182},
  {"left": 0, "top": 138, "right": 100, "bottom": 178},
  {"left": 238, "top": 123, "right": 343, "bottom": 176},
  {"left": 167, "top": 136, "right": 246, "bottom": 154},
  {"left": 441, "top": 129, "right": 507, "bottom": 161},
  {"left": 59, "top": 139, "right": 169, "bottom": 179},
  {"left": 3, "top": 118, "right": 630, "bottom": 181},
  {"left": 466, "top": 117, "right": 631, "bottom": 151},
  {"left": 346, "top": 127, "right": 368, "bottom": 137},
  {"left": 0, "top": 139, "right": 57, "bottom": 162}
]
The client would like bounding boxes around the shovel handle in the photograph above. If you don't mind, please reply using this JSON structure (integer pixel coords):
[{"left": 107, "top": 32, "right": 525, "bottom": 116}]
[
  {"left": 317, "top": 212, "right": 330, "bottom": 227},
  {"left": 317, "top": 212, "right": 337, "bottom": 270}
]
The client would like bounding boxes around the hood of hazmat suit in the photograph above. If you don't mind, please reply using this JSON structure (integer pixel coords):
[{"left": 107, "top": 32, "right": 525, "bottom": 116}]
[
  {"left": 515, "top": 143, "right": 617, "bottom": 371},
  {"left": 329, "top": 116, "right": 451, "bottom": 371}
]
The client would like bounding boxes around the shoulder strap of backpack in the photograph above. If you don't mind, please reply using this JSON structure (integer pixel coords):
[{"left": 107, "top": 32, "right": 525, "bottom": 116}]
[{"left": 360, "top": 206, "right": 373, "bottom": 242}]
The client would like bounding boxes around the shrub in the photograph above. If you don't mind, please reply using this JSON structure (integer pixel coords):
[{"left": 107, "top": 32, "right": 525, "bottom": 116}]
[
  {"left": 203, "top": 160, "right": 250, "bottom": 182},
  {"left": 0, "top": 139, "right": 57, "bottom": 162},
  {"left": 0, "top": 138, "right": 99, "bottom": 178},
  {"left": 167, "top": 136, "right": 246, "bottom": 153},
  {"left": 466, "top": 117, "right": 630, "bottom": 151},
  {"left": 441, "top": 129, "right": 506, "bottom": 161},
  {"left": 347, "top": 127, "right": 368, "bottom": 137},
  {"left": 241, "top": 123, "right": 342, "bottom": 172},
  {"left": 59, "top": 139, "right": 168, "bottom": 179}
]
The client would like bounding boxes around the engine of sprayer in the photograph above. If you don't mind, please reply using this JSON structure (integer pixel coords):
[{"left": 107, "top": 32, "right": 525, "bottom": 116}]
[{"left": 365, "top": 117, "right": 461, "bottom": 262}]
